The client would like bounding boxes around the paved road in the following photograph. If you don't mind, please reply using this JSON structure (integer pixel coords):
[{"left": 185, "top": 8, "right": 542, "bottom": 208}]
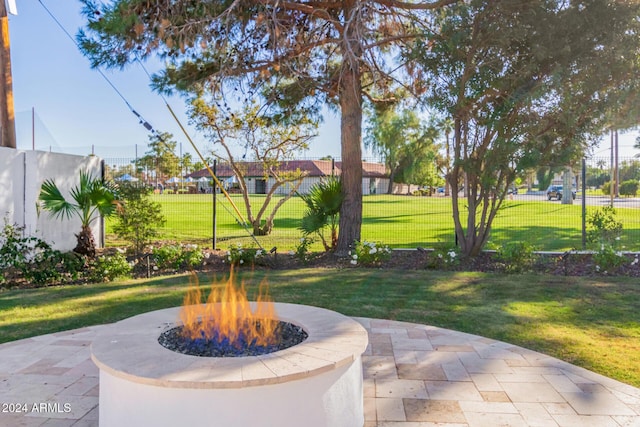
[
  {"left": 512, "top": 193, "right": 640, "bottom": 208},
  {"left": 437, "top": 192, "right": 640, "bottom": 208}
]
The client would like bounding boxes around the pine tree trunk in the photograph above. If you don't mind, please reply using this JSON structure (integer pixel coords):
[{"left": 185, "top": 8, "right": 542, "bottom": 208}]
[
  {"left": 335, "top": 1, "right": 363, "bottom": 256},
  {"left": 336, "top": 64, "right": 363, "bottom": 256}
]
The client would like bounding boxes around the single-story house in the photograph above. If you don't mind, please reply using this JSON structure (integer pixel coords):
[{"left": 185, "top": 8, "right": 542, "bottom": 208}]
[{"left": 187, "top": 160, "right": 396, "bottom": 195}]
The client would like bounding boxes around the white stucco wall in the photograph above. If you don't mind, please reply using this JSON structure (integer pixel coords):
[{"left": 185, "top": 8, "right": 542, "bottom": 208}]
[
  {"left": 0, "top": 147, "right": 103, "bottom": 252},
  {"left": 0, "top": 147, "right": 25, "bottom": 226},
  {"left": 271, "top": 176, "right": 324, "bottom": 195},
  {"left": 391, "top": 182, "right": 420, "bottom": 195}
]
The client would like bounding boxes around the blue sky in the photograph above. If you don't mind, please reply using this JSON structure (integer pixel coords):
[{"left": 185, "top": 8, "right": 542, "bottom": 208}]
[
  {"left": 8, "top": 1, "right": 342, "bottom": 161},
  {"left": 7, "top": 1, "right": 638, "bottom": 162}
]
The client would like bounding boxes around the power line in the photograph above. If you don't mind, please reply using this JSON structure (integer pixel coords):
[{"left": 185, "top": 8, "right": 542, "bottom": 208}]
[
  {"left": 37, "top": 0, "right": 159, "bottom": 136},
  {"left": 37, "top": 1, "right": 264, "bottom": 250}
]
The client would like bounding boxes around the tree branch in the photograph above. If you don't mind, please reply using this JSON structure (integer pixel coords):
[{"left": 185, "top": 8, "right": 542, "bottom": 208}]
[{"left": 373, "top": 0, "right": 460, "bottom": 11}]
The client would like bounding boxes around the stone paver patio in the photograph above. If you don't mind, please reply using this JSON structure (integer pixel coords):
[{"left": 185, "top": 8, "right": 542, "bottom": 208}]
[{"left": 1, "top": 317, "right": 639, "bottom": 426}]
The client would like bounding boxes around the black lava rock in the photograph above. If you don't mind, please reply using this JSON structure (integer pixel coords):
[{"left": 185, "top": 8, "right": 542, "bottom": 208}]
[{"left": 158, "top": 321, "right": 308, "bottom": 357}]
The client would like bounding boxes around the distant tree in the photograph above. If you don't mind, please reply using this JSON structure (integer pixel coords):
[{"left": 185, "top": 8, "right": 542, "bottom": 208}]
[
  {"left": 180, "top": 152, "right": 194, "bottom": 176},
  {"left": 536, "top": 167, "right": 564, "bottom": 192},
  {"left": 191, "top": 160, "right": 205, "bottom": 175},
  {"left": 619, "top": 180, "right": 639, "bottom": 197},
  {"left": 585, "top": 166, "right": 609, "bottom": 189},
  {"left": 190, "top": 97, "right": 317, "bottom": 235},
  {"left": 136, "top": 132, "right": 180, "bottom": 181},
  {"left": 409, "top": 0, "right": 640, "bottom": 256},
  {"left": 619, "top": 160, "right": 640, "bottom": 183},
  {"left": 365, "top": 108, "right": 440, "bottom": 193},
  {"left": 78, "top": 0, "right": 458, "bottom": 254},
  {"left": 394, "top": 123, "right": 443, "bottom": 191},
  {"left": 437, "top": 117, "right": 454, "bottom": 195}
]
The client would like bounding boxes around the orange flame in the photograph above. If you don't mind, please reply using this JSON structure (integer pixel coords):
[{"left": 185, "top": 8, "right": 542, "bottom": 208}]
[{"left": 179, "top": 270, "right": 279, "bottom": 348}]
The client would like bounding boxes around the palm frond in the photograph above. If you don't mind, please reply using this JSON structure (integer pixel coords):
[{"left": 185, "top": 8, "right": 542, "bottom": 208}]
[
  {"left": 38, "top": 180, "right": 76, "bottom": 221},
  {"left": 299, "top": 177, "right": 343, "bottom": 238},
  {"left": 70, "top": 171, "right": 118, "bottom": 226},
  {"left": 39, "top": 170, "right": 119, "bottom": 226}
]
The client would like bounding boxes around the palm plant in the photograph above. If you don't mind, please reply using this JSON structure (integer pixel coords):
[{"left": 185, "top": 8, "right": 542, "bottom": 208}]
[
  {"left": 300, "top": 177, "right": 343, "bottom": 251},
  {"left": 38, "top": 170, "right": 119, "bottom": 257}
]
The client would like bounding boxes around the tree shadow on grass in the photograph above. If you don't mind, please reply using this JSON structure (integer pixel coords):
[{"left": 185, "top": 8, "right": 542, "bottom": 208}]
[{"left": 2, "top": 268, "right": 639, "bottom": 385}]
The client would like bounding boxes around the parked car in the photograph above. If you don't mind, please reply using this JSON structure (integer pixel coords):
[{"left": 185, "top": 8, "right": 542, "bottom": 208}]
[
  {"left": 507, "top": 187, "right": 518, "bottom": 195},
  {"left": 546, "top": 185, "right": 576, "bottom": 201}
]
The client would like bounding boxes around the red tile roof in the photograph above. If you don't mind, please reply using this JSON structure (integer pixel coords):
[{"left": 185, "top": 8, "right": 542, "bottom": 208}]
[{"left": 188, "top": 160, "right": 388, "bottom": 179}]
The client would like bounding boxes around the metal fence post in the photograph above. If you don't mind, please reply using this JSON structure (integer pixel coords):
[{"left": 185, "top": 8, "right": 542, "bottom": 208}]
[
  {"left": 581, "top": 158, "right": 586, "bottom": 250},
  {"left": 212, "top": 159, "right": 217, "bottom": 250},
  {"left": 100, "top": 159, "right": 105, "bottom": 249}
]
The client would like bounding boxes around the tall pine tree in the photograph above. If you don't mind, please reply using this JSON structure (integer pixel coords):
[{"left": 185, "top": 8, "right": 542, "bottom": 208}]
[{"left": 78, "top": 0, "right": 457, "bottom": 253}]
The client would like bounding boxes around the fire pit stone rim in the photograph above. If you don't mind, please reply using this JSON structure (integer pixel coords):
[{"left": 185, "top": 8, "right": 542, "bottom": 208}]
[{"left": 91, "top": 303, "right": 368, "bottom": 389}]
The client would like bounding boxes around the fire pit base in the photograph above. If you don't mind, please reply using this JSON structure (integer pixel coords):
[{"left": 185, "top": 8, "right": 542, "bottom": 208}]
[
  {"left": 91, "top": 304, "right": 368, "bottom": 427},
  {"left": 98, "top": 356, "right": 362, "bottom": 427}
]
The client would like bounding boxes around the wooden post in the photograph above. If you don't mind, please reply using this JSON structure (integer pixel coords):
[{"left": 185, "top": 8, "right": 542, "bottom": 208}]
[{"left": 0, "top": 0, "right": 16, "bottom": 149}]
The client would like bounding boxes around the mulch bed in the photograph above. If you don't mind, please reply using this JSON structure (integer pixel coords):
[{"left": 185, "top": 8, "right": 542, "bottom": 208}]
[
  {"left": 138, "top": 247, "right": 640, "bottom": 278},
  {"left": 4, "top": 247, "right": 639, "bottom": 290}
]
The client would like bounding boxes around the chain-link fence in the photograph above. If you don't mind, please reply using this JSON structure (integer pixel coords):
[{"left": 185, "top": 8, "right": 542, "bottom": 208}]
[{"left": 103, "top": 156, "right": 640, "bottom": 252}]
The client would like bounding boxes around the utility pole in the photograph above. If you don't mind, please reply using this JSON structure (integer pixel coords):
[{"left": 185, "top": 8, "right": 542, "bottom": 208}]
[{"left": 0, "top": 0, "right": 16, "bottom": 148}]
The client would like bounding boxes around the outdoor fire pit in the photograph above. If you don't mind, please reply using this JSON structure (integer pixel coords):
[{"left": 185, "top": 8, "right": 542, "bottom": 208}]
[{"left": 91, "top": 302, "right": 368, "bottom": 427}]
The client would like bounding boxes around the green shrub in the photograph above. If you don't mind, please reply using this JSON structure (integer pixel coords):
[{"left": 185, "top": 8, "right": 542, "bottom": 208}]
[
  {"left": 88, "top": 253, "right": 132, "bottom": 282},
  {"left": 25, "top": 249, "right": 87, "bottom": 286},
  {"left": 181, "top": 245, "right": 205, "bottom": 268},
  {"left": 226, "top": 244, "right": 265, "bottom": 267},
  {"left": 496, "top": 241, "right": 538, "bottom": 273},
  {"left": 112, "top": 184, "right": 166, "bottom": 256},
  {"left": 0, "top": 220, "right": 85, "bottom": 286},
  {"left": 593, "top": 245, "right": 627, "bottom": 273},
  {"left": 426, "top": 245, "right": 460, "bottom": 269},
  {"left": 601, "top": 181, "right": 611, "bottom": 195},
  {"left": 587, "top": 206, "right": 623, "bottom": 246},
  {"left": 0, "top": 221, "right": 35, "bottom": 283},
  {"left": 585, "top": 206, "right": 626, "bottom": 273},
  {"left": 152, "top": 244, "right": 182, "bottom": 269},
  {"left": 293, "top": 237, "right": 314, "bottom": 264},
  {"left": 619, "top": 180, "right": 639, "bottom": 197},
  {"left": 349, "top": 241, "right": 392, "bottom": 266},
  {"left": 152, "top": 244, "right": 205, "bottom": 270}
]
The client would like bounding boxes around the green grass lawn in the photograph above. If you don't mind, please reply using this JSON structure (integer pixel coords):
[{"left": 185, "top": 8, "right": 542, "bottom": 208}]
[
  {"left": 106, "top": 194, "right": 640, "bottom": 252},
  {"left": 1, "top": 269, "right": 639, "bottom": 387}
]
